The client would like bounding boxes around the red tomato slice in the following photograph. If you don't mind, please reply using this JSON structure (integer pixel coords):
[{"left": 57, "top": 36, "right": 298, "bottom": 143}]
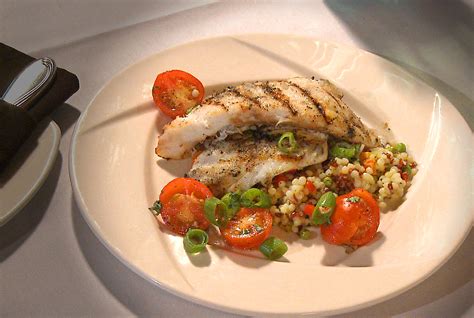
[
  {"left": 159, "top": 178, "right": 212, "bottom": 235},
  {"left": 221, "top": 208, "right": 273, "bottom": 249},
  {"left": 321, "top": 188, "right": 380, "bottom": 246},
  {"left": 152, "top": 70, "right": 205, "bottom": 118},
  {"left": 347, "top": 189, "right": 380, "bottom": 246}
]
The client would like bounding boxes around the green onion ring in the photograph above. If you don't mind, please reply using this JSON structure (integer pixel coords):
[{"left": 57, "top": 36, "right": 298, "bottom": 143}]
[
  {"left": 221, "top": 192, "right": 241, "bottom": 218},
  {"left": 204, "top": 197, "right": 230, "bottom": 227},
  {"left": 330, "top": 142, "right": 357, "bottom": 159},
  {"left": 240, "top": 188, "right": 271, "bottom": 208},
  {"left": 259, "top": 237, "right": 288, "bottom": 260},
  {"left": 277, "top": 132, "right": 298, "bottom": 154},
  {"left": 183, "top": 229, "right": 208, "bottom": 254},
  {"left": 312, "top": 192, "right": 336, "bottom": 225}
]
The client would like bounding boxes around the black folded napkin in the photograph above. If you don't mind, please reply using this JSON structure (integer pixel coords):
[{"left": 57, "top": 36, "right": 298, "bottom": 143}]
[{"left": 0, "top": 43, "right": 79, "bottom": 172}]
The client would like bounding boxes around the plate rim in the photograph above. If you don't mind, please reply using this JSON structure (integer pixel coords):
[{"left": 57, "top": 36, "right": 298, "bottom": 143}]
[
  {"left": 0, "top": 120, "right": 61, "bottom": 226},
  {"left": 68, "top": 33, "right": 472, "bottom": 316}
]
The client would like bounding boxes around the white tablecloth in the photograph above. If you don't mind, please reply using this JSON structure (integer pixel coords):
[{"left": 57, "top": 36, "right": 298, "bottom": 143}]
[{"left": 1, "top": 1, "right": 472, "bottom": 317}]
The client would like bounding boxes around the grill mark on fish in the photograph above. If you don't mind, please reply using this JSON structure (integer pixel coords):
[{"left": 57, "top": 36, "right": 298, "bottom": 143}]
[
  {"left": 325, "top": 90, "right": 348, "bottom": 113},
  {"left": 207, "top": 94, "right": 229, "bottom": 111},
  {"left": 325, "top": 90, "right": 363, "bottom": 130},
  {"left": 324, "top": 90, "right": 368, "bottom": 139},
  {"left": 261, "top": 81, "right": 298, "bottom": 115},
  {"left": 228, "top": 86, "right": 264, "bottom": 111},
  {"left": 156, "top": 77, "right": 382, "bottom": 160},
  {"left": 323, "top": 89, "right": 367, "bottom": 138},
  {"left": 288, "top": 82, "right": 330, "bottom": 124}
]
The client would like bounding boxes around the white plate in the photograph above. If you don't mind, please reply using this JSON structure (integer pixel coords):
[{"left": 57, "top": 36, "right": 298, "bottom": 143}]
[
  {"left": 69, "top": 34, "right": 472, "bottom": 316},
  {"left": 0, "top": 120, "right": 60, "bottom": 226}
]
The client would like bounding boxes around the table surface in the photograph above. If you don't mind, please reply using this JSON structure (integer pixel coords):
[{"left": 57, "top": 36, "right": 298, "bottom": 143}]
[{"left": 1, "top": 1, "right": 473, "bottom": 317}]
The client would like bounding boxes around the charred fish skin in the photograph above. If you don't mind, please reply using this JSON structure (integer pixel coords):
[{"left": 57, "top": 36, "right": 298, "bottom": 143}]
[
  {"left": 156, "top": 78, "right": 380, "bottom": 160},
  {"left": 187, "top": 132, "right": 328, "bottom": 197}
]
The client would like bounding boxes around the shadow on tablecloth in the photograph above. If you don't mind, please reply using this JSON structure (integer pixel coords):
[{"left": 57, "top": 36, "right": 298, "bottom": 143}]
[
  {"left": 0, "top": 154, "right": 62, "bottom": 262},
  {"left": 0, "top": 103, "right": 80, "bottom": 261},
  {"left": 325, "top": 0, "right": 474, "bottom": 131}
]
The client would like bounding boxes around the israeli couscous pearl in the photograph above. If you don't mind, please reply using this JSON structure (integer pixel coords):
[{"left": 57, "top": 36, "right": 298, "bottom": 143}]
[{"left": 263, "top": 146, "right": 417, "bottom": 235}]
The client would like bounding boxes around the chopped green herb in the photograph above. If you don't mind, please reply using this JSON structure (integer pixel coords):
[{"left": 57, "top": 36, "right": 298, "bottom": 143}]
[
  {"left": 241, "top": 228, "right": 251, "bottom": 235},
  {"left": 347, "top": 196, "right": 361, "bottom": 203},
  {"left": 185, "top": 104, "right": 200, "bottom": 115},
  {"left": 148, "top": 200, "right": 162, "bottom": 215},
  {"left": 253, "top": 224, "right": 263, "bottom": 233}
]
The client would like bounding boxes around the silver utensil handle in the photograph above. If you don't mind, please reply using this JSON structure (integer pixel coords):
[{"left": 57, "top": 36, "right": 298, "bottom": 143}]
[{"left": 1, "top": 57, "right": 57, "bottom": 109}]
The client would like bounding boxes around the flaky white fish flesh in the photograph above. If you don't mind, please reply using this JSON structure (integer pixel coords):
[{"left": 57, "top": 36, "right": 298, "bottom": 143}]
[
  {"left": 156, "top": 78, "right": 380, "bottom": 159},
  {"left": 187, "top": 132, "right": 328, "bottom": 196}
]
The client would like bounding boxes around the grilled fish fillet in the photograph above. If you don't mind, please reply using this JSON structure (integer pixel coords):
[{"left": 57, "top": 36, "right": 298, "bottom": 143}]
[
  {"left": 156, "top": 78, "right": 380, "bottom": 159},
  {"left": 187, "top": 132, "right": 328, "bottom": 196}
]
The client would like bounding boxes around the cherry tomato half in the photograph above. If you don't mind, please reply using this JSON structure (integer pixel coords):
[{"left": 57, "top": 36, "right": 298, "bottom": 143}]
[
  {"left": 152, "top": 70, "right": 205, "bottom": 118},
  {"left": 221, "top": 208, "right": 273, "bottom": 249},
  {"left": 159, "top": 178, "right": 212, "bottom": 235},
  {"left": 321, "top": 188, "right": 380, "bottom": 246}
]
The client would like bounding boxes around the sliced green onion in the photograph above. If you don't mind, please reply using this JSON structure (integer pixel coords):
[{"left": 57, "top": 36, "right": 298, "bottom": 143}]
[
  {"left": 330, "top": 142, "right": 357, "bottom": 159},
  {"left": 299, "top": 229, "right": 311, "bottom": 240},
  {"left": 204, "top": 197, "right": 230, "bottom": 227},
  {"left": 277, "top": 132, "right": 298, "bottom": 154},
  {"left": 221, "top": 192, "right": 241, "bottom": 218},
  {"left": 312, "top": 192, "right": 336, "bottom": 225},
  {"left": 403, "top": 164, "right": 412, "bottom": 176},
  {"left": 259, "top": 237, "right": 288, "bottom": 260},
  {"left": 183, "top": 229, "right": 208, "bottom": 254},
  {"left": 392, "top": 142, "right": 407, "bottom": 153},
  {"left": 240, "top": 188, "right": 271, "bottom": 208},
  {"left": 323, "top": 176, "right": 333, "bottom": 187},
  {"left": 148, "top": 200, "right": 162, "bottom": 216}
]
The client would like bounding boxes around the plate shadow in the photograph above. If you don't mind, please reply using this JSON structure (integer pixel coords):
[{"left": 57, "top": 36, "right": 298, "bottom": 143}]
[{"left": 0, "top": 153, "right": 62, "bottom": 262}]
